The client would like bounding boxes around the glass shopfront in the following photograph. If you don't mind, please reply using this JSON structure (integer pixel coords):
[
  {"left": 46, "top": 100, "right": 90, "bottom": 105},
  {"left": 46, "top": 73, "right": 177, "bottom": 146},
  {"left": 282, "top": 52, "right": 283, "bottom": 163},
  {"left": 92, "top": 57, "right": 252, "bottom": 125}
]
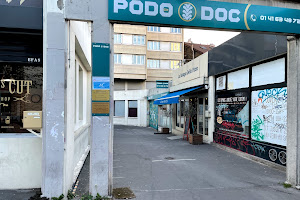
[{"left": 0, "top": 64, "right": 42, "bottom": 133}]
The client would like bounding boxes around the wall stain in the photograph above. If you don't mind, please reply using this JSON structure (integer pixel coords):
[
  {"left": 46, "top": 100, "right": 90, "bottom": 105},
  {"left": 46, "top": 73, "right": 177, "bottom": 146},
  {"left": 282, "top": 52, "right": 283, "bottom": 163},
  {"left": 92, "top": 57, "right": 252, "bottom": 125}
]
[{"left": 57, "top": 0, "right": 64, "bottom": 10}]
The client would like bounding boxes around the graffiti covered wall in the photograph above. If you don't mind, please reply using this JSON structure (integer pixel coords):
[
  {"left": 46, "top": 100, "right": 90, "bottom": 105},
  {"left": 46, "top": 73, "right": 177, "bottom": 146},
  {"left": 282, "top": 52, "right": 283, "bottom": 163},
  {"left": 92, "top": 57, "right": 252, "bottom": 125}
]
[
  {"left": 251, "top": 87, "right": 287, "bottom": 146},
  {"left": 214, "top": 131, "right": 286, "bottom": 165},
  {"left": 149, "top": 100, "right": 158, "bottom": 130},
  {"left": 216, "top": 91, "right": 249, "bottom": 138}
]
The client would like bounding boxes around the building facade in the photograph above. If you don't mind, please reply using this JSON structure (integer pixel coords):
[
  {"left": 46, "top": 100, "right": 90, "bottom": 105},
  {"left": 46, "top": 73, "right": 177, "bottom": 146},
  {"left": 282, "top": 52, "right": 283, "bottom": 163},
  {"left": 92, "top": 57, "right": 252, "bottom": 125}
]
[
  {"left": 113, "top": 24, "right": 184, "bottom": 127},
  {"left": 0, "top": 1, "right": 92, "bottom": 195},
  {"left": 209, "top": 33, "right": 288, "bottom": 166}
]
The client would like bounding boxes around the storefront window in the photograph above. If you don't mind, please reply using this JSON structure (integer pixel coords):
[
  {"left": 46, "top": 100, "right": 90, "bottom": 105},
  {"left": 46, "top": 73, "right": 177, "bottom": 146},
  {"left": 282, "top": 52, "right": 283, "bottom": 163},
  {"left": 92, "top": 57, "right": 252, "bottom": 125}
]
[
  {"left": 216, "top": 91, "right": 249, "bottom": 138},
  {"left": 0, "top": 64, "right": 43, "bottom": 133}
]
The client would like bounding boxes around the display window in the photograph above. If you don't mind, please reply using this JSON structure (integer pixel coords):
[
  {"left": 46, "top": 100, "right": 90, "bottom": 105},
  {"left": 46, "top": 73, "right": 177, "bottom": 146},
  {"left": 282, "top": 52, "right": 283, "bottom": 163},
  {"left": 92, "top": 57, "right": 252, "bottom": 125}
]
[{"left": 0, "top": 64, "right": 42, "bottom": 133}]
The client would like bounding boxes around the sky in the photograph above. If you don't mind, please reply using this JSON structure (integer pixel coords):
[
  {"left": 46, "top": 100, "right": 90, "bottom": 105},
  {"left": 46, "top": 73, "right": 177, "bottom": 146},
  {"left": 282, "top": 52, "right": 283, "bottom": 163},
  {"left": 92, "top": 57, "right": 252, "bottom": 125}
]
[{"left": 184, "top": 28, "right": 241, "bottom": 47}]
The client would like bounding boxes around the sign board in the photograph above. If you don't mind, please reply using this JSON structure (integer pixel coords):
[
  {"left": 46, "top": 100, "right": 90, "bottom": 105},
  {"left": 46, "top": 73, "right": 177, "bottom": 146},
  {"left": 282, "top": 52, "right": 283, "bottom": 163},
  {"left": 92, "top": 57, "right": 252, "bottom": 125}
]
[
  {"left": 92, "top": 43, "right": 110, "bottom": 116},
  {"left": 156, "top": 81, "right": 169, "bottom": 88},
  {"left": 92, "top": 43, "right": 110, "bottom": 77},
  {"left": 92, "top": 77, "right": 110, "bottom": 90},
  {"left": 109, "top": 0, "right": 300, "bottom": 35}
]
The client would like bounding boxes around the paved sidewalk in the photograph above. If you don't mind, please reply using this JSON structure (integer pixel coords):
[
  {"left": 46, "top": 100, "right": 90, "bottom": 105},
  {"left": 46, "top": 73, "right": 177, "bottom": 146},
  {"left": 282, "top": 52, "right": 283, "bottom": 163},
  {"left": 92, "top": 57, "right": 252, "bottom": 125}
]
[{"left": 113, "top": 125, "right": 300, "bottom": 200}]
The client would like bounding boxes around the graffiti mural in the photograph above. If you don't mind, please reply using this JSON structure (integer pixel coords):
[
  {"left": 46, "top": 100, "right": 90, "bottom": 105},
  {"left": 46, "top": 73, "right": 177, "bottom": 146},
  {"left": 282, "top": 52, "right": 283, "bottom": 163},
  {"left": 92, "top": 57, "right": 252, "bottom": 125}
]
[
  {"left": 149, "top": 100, "right": 158, "bottom": 130},
  {"left": 216, "top": 91, "right": 249, "bottom": 138},
  {"left": 251, "top": 87, "right": 287, "bottom": 146},
  {"left": 214, "top": 131, "right": 286, "bottom": 166}
]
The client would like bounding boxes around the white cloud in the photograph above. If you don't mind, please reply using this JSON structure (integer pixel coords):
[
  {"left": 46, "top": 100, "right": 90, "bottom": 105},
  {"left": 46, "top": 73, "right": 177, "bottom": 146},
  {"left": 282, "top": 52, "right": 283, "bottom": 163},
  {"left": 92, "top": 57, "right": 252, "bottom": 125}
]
[{"left": 184, "top": 29, "right": 240, "bottom": 46}]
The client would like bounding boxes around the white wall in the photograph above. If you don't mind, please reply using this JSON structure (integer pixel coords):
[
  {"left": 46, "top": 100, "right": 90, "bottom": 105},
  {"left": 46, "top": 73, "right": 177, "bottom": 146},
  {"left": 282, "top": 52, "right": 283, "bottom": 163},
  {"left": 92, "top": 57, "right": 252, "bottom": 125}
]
[
  {"left": 122, "top": 34, "right": 132, "bottom": 45},
  {"left": 0, "top": 136, "right": 42, "bottom": 189},
  {"left": 114, "top": 90, "right": 148, "bottom": 127},
  {"left": 64, "top": 20, "right": 92, "bottom": 191},
  {"left": 122, "top": 54, "right": 132, "bottom": 65},
  {"left": 160, "top": 27, "right": 170, "bottom": 33},
  {"left": 206, "top": 76, "right": 215, "bottom": 144},
  {"left": 161, "top": 42, "right": 170, "bottom": 51},
  {"left": 160, "top": 60, "right": 170, "bottom": 69}
]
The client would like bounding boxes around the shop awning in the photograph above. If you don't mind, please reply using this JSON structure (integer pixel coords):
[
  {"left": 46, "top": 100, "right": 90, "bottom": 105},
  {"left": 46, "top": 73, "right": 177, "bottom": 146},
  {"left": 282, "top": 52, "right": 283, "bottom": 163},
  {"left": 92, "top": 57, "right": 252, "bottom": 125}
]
[{"left": 154, "top": 86, "right": 202, "bottom": 105}]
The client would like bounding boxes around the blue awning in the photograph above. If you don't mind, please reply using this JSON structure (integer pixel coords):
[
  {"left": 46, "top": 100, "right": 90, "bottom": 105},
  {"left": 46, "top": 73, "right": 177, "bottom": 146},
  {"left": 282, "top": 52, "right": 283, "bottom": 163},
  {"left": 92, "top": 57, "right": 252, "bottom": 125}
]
[{"left": 154, "top": 86, "right": 202, "bottom": 105}]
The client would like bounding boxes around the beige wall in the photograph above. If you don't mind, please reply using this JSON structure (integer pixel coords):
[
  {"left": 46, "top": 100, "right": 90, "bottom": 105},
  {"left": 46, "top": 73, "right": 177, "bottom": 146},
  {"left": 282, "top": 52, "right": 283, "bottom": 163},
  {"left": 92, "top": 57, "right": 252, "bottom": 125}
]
[
  {"left": 114, "top": 24, "right": 146, "bottom": 35},
  {"left": 147, "top": 69, "right": 173, "bottom": 82},
  {"left": 115, "top": 44, "right": 146, "bottom": 55},
  {"left": 147, "top": 32, "right": 183, "bottom": 42},
  {"left": 147, "top": 51, "right": 183, "bottom": 60}
]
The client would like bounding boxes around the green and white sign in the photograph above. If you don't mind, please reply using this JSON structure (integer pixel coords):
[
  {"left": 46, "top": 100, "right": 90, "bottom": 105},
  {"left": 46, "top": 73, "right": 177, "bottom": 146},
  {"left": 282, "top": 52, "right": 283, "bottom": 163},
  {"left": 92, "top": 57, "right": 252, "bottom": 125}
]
[
  {"left": 109, "top": 0, "right": 300, "bottom": 35},
  {"left": 156, "top": 81, "right": 169, "bottom": 88}
]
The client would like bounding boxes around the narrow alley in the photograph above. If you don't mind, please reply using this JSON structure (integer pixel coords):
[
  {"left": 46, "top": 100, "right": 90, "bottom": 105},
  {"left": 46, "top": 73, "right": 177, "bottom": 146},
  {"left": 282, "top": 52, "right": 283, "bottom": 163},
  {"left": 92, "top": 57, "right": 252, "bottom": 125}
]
[{"left": 113, "top": 125, "right": 300, "bottom": 200}]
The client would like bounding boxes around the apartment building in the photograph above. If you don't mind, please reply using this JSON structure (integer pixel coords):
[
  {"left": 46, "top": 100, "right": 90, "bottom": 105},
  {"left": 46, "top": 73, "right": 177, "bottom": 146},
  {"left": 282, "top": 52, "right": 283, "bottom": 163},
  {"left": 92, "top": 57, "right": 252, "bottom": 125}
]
[{"left": 113, "top": 24, "right": 184, "bottom": 126}]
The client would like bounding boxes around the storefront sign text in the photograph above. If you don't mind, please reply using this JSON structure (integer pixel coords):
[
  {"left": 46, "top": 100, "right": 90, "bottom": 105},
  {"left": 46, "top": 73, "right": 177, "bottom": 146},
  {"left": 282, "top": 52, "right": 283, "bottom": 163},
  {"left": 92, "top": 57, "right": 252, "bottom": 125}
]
[
  {"left": 1, "top": 80, "right": 32, "bottom": 94},
  {"left": 109, "top": 0, "right": 300, "bottom": 35}
]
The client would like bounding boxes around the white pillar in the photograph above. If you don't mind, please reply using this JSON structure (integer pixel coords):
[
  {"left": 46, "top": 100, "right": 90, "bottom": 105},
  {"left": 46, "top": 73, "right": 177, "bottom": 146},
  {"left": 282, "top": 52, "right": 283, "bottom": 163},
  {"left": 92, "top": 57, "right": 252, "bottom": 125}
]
[
  {"left": 287, "top": 36, "right": 300, "bottom": 187},
  {"left": 89, "top": 0, "right": 114, "bottom": 196},
  {"left": 42, "top": 0, "right": 65, "bottom": 197}
]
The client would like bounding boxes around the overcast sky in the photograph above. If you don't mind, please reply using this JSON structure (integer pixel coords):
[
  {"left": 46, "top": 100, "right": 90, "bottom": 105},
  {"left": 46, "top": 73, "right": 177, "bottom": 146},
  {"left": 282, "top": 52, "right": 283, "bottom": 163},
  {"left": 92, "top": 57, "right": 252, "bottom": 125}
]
[{"left": 184, "top": 29, "right": 240, "bottom": 46}]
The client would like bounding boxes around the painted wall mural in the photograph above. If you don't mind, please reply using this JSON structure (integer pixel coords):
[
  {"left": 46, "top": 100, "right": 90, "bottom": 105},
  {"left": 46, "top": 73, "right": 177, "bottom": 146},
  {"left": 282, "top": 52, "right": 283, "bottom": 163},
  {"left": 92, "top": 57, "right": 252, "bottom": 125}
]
[
  {"left": 251, "top": 87, "right": 287, "bottom": 146},
  {"left": 149, "top": 100, "right": 158, "bottom": 130},
  {"left": 214, "top": 131, "right": 286, "bottom": 166},
  {"left": 216, "top": 91, "right": 249, "bottom": 138}
]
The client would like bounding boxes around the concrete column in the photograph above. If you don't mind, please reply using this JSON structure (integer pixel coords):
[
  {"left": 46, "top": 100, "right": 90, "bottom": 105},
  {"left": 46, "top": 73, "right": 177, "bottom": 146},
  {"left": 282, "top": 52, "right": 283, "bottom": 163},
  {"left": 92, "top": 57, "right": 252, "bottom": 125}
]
[
  {"left": 207, "top": 76, "right": 215, "bottom": 143},
  {"left": 90, "top": 0, "right": 114, "bottom": 196},
  {"left": 287, "top": 36, "right": 300, "bottom": 188},
  {"left": 42, "top": 0, "right": 65, "bottom": 197}
]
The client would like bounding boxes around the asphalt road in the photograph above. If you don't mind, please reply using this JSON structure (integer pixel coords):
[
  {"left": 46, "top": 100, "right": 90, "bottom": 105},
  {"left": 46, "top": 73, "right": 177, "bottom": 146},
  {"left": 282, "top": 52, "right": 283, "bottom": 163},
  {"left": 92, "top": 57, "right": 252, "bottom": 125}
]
[{"left": 113, "top": 125, "right": 300, "bottom": 200}]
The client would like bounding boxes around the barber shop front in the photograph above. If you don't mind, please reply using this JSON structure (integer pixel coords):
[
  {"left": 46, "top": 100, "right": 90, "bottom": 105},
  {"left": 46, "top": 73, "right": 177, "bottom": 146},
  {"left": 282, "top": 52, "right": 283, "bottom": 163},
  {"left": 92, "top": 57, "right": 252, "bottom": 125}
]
[{"left": 0, "top": 1, "right": 43, "bottom": 189}]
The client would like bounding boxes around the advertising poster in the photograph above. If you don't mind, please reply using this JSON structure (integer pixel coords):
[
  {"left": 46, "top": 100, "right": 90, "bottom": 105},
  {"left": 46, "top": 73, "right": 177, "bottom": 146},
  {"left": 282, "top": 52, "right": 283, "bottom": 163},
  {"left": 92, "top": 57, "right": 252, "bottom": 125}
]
[
  {"left": 216, "top": 91, "right": 249, "bottom": 137},
  {"left": 251, "top": 87, "right": 287, "bottom": 146}
]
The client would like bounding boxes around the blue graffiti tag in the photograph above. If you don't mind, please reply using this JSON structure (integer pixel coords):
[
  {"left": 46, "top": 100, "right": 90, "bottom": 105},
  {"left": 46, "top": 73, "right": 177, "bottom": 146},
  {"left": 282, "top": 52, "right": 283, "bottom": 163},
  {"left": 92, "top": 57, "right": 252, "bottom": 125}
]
[{"left": 257, "top": 88, "right": 287, "bottom": 103}]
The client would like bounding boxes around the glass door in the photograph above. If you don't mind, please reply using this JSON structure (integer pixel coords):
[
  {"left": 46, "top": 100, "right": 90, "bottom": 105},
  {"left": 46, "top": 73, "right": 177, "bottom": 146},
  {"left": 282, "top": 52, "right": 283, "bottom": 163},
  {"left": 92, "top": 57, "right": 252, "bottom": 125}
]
[{"left": 197, "top": 95, "right": 209, "bottom": 135}]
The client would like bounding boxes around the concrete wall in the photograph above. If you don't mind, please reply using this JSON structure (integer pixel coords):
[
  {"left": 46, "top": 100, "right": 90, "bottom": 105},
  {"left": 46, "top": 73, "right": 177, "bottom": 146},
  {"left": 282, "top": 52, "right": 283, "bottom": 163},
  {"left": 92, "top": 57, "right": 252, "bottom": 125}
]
[
  {"left": 0, "top": 136, "right": 42, "bottom": 189},
  {"left": 206, "top": 76, "right": 215, "bottom": 143},
  {"left": 114, "top": 90, "right": 148, "bottom": 127}
]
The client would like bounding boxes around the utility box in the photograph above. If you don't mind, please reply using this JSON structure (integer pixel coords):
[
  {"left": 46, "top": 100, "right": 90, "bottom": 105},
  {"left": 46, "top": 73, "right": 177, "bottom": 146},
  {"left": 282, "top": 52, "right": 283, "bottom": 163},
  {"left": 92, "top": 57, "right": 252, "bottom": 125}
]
[{"left": 23, "top": 111, "right": 42, "bottom": 129}]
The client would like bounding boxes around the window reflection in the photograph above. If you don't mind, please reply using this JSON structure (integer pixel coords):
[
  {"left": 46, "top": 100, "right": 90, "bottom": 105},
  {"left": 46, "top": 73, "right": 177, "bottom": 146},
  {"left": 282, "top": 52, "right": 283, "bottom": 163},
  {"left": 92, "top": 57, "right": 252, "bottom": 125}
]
[{"left": 0, "top": 64, "right": 43, "bottom": 133}]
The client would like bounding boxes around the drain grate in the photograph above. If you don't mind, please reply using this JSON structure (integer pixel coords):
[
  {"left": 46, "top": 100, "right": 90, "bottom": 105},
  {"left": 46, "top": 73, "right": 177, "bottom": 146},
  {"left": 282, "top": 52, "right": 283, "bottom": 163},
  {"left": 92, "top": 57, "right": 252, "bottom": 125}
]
[
  {"left": 113, "top": 187, "right": 136, "bottom": 199},
  {"left": 164, "top": 157, "right": 175, "bottom": 160}
]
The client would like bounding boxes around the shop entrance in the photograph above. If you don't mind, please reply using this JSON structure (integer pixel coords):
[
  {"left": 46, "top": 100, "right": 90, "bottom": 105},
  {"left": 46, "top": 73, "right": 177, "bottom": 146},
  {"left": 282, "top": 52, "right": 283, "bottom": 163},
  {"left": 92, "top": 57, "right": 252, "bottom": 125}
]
[{"left": 197, "top": 95, "right": 209, "bottom": 138}]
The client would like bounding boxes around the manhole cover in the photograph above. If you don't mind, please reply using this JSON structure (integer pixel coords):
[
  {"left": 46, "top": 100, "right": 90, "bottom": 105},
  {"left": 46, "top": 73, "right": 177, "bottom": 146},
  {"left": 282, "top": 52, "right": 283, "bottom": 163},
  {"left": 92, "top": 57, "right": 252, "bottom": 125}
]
[
  {"left": 165, "top": 157, "right": 175, "bottom": 160},
  {"left": 113, "top": 187, "right": 136, "bottom": 199}
]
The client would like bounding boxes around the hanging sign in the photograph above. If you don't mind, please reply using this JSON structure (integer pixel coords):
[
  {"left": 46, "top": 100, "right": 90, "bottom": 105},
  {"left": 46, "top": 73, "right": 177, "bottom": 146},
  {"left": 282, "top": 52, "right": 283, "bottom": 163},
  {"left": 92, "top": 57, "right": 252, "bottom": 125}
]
[{"left": 109, "top": 0, "right": 300, "bottom": 35}]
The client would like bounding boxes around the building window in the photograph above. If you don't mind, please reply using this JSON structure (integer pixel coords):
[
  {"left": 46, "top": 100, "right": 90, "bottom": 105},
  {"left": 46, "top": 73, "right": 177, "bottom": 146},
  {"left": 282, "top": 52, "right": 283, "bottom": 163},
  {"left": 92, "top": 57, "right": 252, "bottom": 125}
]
[
  {"left": 128, "top": 100, "right": 138, "bottom": 117},
  {"left": 0, "top": 64, "right": 43, "bottom": 133},
  {"left": 147, "top": 60, "right": 160, "bottom": 69},
  {"left": 114, "top": 101, "right": 125, "bottom": 117},
  {"left": 133, "top": 35, "right": 145, "bottom": 45},
  {"left": 171, "top": 28, "right": 181, "bottom": 33},
  {"left": 114, "top": 54, "right": 122, "bottom": 64},
  {"left": 171, "top": 43, "right": 181, "bottom": 51},
  {"left": 114, "top": 34, "right": 122, "bottom": 44},
  {"left": 74, "top": 55, "right": 89, "bottom": 131},
  {"left": 171, "top": 60, "right": 180, "bottom": 69},
  {"left": 148, "top": 41, "right": 160, "bottom": 50},
  {"left": 148, "top": 26, "right": 160, "bottom": 32},
  {"left": 132, "top": 55, "right": 145, "bottom": 65}
]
